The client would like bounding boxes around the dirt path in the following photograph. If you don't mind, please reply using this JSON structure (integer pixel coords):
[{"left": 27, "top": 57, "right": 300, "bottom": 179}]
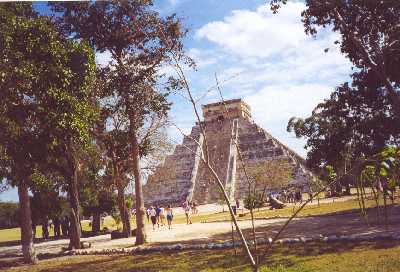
[
  {"left": 0, "top": 218, "right": 287, "bottom": 257},
  {"left": 1, "top": 203, "right": 399, "bottom": 258}
]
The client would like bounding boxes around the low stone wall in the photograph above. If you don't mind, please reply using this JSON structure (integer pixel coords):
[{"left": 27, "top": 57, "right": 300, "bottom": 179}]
[{"left": 67, "top": 231, "right": 400, "bottom": 256}]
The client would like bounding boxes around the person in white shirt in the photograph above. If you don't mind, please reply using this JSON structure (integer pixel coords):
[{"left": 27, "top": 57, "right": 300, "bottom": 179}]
[
  {"left": 150, "top": 207, "right": 157, "bottom": 230},
  {"left": 159, "top": 206, "right": 166, "bottom": 226},
  {"left": 184, "top": 204, "right": 192, "bottom": 225}
]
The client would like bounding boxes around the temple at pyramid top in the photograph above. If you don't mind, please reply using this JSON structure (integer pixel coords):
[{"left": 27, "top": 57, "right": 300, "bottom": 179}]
[{"left": 202, "top": 98, "right": 252, "bottom": 122}]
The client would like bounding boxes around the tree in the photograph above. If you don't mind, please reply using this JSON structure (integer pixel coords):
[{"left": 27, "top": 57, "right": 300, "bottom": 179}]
[
  {"left": 300, "top": 1, "right": 400, "bottom": 117},
  {"left": 0, "top": 202, "right": 19, "bottom": 229},
  {"left": 0, "top": 2, "right": 97, "bottom": 254},
  {"left": 0, "top": 3, "right": 50, "bottom": 263},
  {"left": 287, "top": 81, "right": 400, "bottom": 189},
  {"left": 96, "top": 83, "right": 172, "bottom": 237},
  {"left": 269, "top": 1, "right": 400, "bottom": 114},
  {"left": 96, "top": 107, "right": 134, "bottom": 237},
  {"left": 358, "top": 147, "right": 400, "bottom": 225},
  {"left": 51, "top": 1, "right": 188, "bottom": 245},
  {"left": 78, "top": 144, "right": 116, "bottom": 234},
  {"left": 278, "top": 1, "right": 400, "bottom": 189},
  {"left": 81, "top": 189, "right": 116, "bottom": 233}
]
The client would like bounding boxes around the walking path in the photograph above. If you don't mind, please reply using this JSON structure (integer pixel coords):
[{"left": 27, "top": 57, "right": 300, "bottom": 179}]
[
  {"left": 0, "top": 196, "right": 396, "bottom": 259},
  {"left": 0, "top": 218, "right": 286, "bottom": 257}
]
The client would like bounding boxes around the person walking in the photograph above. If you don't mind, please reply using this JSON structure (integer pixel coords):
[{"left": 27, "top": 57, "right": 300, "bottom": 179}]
[
  {"left": 155, "top": 205, "right": 161, "bottom": 228},
  {"left": 146, "top": 207, "right": 151, "bottom": 223},
  {"left": 159, "top": 206, "right": 166, "bottom": 226},
  {"left": 184, "top": 204, "right": 192, "bottom": 225},
  {"left": 192, "top": 201, "right": 198, "bottom": 214},
  {"left": 166, "top": 205, "right": 174, "bottom": 229},
  {"left": 53, "top": 217, "right": 61, "bottom": 239},
  {"left": 150, "top": 207, "right": 157, "bottom": 230}
]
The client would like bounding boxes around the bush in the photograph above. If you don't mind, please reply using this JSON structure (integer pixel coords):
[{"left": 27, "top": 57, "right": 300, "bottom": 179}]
[
  {"left": 0, "top": 202, "right": 19, "bottom": 229},
  {"left": 244, "top": 194, "right": 264, "bottom": 210}
]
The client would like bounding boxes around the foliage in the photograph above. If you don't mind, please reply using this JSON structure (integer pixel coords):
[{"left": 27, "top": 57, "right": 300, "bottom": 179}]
[
  {"left": 0, "top": 1, "right": 97, "bottom": 187},
  {"left": 111, "top": 210, "right": 122, "bottom": 229},
  {"left": 0, "top": 2, "right": 97, "bottom": 251},
  {"left": 358, "top": 147, "right": 400, "bottom": 206},
  {"left": 243, "top": 193, "right": 264, "bottom": 210},
  {"left": 50, "top": 1, "right": 190, "bottom": 244},
  {"left": 301, "top": 0, "right": 400, "bottom": 113},
  {"left": 268, "top": 1, "right": 400, "bottom": 184},
  {"left": 287, "top": 83, "right": 400, "bottom": 174},
  {"left": 50, "top": 1, "right": 186, "bottom": 130},
  {"left": 78, "top": 143, "right": 117, "bottom": 218},
  {"left": 272, "top": 1, "right": 400, "bottom": 110},
  {"left": 324, "top": 165, "right": 337, "bottom": 183},
  {"left": 0, "top": 202, "right": 19, "bottom": 229}
]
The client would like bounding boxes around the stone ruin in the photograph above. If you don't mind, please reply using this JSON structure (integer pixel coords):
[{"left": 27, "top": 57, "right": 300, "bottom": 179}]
[{"left": 143, "top": 98, "right": 313, "bottom": 206}]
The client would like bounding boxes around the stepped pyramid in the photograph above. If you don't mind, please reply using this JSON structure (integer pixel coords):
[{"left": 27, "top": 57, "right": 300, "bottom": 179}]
[{"left": 143, "top": 99, "right": 313, "bottom": 206}]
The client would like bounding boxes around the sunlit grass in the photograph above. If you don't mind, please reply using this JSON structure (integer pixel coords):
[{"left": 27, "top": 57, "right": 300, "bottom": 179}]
[
  {"left": 4, "top": 240, "right": 400, "bottom": 272},
  {"left": 189, "top": 195, "right": 399, "bottom": 223}
]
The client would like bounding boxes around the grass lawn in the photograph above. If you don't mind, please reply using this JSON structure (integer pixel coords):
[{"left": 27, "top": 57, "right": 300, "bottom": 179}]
[
  {"left": 190, "top": 196, "right": 399, "bottom": 223},
  {"left": 0, "top": 216, "right": 118, "bottom": 244},
  {"left": 3, "top": 240, "right": 400, "bottom": 272}
]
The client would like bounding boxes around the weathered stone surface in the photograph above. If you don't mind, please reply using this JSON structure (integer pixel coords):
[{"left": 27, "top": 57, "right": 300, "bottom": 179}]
[{"left": 144, "top": 99, "right": 313, "bottom": 206}]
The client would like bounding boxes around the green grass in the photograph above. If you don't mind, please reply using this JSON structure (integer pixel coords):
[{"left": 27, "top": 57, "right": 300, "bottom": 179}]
[
  {"left": 191, "top": 196, "right": 399, "bottom": 223},
  {"left": 0, "top": 217, "right": 118, "bottom": 243},
  {"left": 3, "top": 240, "right": 400, "bottom": 272},
  {"left": 0, "top": 228, "right": 22, "bottom": 243}
]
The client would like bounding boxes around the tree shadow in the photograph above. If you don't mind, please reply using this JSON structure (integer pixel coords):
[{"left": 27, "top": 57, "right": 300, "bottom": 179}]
[{"left": 209, "top": 204, "right": 400, "bottom": 243}]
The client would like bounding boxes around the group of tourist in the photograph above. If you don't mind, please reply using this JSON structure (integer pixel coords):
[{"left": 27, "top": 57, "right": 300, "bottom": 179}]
[
  {"left": 182, "top": 200, "right": 198, "bottom": 224},
  {"left": 146, "top": 205, "right": 174, "bottom": 230},
  {"left": 145, "top": 201, "right": 199, "bottom": 230},
  {"left": 268, "top": 188, "right": 305, "bottom": 204}
]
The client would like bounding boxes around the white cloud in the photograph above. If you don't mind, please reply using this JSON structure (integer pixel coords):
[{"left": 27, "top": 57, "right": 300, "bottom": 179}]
[
  {"left": 189, "top": 2, "right": 352, "bottom": 156},
  {"left": 245, "top": 83, "right": 332, "bottom": 123},
  {"left": 239, "top": 83, "right": 331, "bottom": 156},
  {"left": 187, "top": 48, "right": 218, "bottom": 68},
  {"left": 196, "top": 2, "right": 307, "bottom": 58}
]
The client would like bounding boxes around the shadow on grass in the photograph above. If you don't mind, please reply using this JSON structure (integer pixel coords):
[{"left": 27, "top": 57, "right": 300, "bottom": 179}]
[
  {"left": 3, "top": 204, "right": 400, "bottom": 271},
  {"left": 210, "top": 204, "right": 400, "bottom": 243},
  {"left": 3, "top": 240, "right": 400, "bottom": 272}
]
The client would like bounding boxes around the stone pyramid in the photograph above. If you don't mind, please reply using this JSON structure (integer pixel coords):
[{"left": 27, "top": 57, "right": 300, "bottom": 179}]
[{"left": 143, "top": 99, "right": 313, "bottom": 206}]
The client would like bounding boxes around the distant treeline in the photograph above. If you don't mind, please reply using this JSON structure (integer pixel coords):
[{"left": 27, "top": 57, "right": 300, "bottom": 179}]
[{"left": 0, "top": 202, "right": 19, "bottom": 229}]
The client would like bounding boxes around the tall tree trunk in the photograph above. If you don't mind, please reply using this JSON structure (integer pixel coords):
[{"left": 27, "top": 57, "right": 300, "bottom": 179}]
[
  {"left": 345, "top": 182, "right": 351, "bottom": 195},
  {"left": 117, "top": 185, "right": 131, "bottom": 237},
  {"left": 92, "top": 211, "right": 101, "bottom": 233},
  {"left": 41, "top": 217, "right": 49, "bottom": 240},
  {"left": 18, "top": 180, "right": 37, "bottom": 264},
  {"left": 131, "top": 130, "right": 147, "bottom": 245},
  {"left": 67, "top": 143, "right": 81, "bottom": 249},
  {"left": 32, "top": 223, "right": 36, "bottom": 240}
]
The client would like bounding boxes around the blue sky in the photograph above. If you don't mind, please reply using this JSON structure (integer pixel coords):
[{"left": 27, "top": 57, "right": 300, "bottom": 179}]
[
  {"left": 0, "top": 0, "right": 351, "bottom": 202},
  {"left": 152, "top": 0, "right": 351, "bottom": 154}
]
